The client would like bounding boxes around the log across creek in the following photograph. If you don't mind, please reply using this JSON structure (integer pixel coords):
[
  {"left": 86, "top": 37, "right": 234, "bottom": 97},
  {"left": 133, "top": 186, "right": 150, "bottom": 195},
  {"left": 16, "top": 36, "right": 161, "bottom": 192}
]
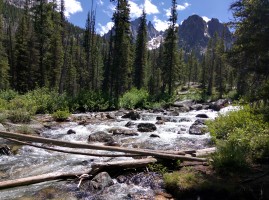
[{"left": 0, "top": 131, "right": 207, "bottom": 162}]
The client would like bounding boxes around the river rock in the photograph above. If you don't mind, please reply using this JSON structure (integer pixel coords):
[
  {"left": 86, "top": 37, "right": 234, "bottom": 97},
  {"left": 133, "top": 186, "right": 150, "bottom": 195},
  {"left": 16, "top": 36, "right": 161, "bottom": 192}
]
[
  {"left": 107, "top": 127, "right": 139, "bottom": 136},
  {"left": 138, "top": 123, "right": 157, "bottom": 132},
  {"left": 88, "top": 131, "right": 115, "bottom": 143},
  {"left": 209, "top": 99, "right": 229, "bottom": 111},
  {"left": 122, "top": 111, "right": 141, "bottom": 120},
  {"left": 168, "top": 111, "right": 179, "bottom": 116},
  {"left": 172, "top": 99, "right": 194, "bottom": 108},
  {"left": 67, "top": 129, "right": 76, "bottom": 134},
  {"left": 190, "top": 104, "right": 203, "bottom": 110},
  {"left": 0, "top": 123, "right": 6, "bottom": 131},
  {"left": 150, "top": 134, "right": 160, "bottom": 138},
  {"left": 195, "top": 114, "right": 209, "bottom": 118},
  {"left": 189, "top": 120, "right": 207, "bottom": 135},
  {"left": 106, "top": 113, "right": 116, "bottom": 119},
  {"left": 90, "top": 172, "right": 114, "bottom": 190},
  {"left": 125, "top": 121, "right": 136, "bottom": 128},
  {"left": 156, "top": 120, "right": 165, "bottom": 125}
]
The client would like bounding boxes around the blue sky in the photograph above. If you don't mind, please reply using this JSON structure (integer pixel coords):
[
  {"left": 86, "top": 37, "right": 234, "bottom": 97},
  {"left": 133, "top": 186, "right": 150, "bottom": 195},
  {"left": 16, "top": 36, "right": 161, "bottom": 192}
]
[{"left": 63, "top": 0, "right": 234, "bottom": 35}]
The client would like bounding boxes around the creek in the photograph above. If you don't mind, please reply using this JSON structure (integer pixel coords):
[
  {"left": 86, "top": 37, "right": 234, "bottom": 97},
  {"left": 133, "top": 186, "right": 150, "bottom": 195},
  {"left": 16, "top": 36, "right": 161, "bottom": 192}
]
[{"left": 0, "top": 106, "right": 237, "bottom": 200}]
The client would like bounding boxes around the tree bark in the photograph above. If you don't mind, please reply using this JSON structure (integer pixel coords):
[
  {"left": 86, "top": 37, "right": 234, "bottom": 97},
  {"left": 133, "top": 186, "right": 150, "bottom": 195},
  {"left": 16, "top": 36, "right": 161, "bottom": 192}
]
[
  {"left": 0, "top": 157, "right": 157, "bottom": 189},
  {"left": 0, "top": 131, "right": 207, "bottom": 162}
]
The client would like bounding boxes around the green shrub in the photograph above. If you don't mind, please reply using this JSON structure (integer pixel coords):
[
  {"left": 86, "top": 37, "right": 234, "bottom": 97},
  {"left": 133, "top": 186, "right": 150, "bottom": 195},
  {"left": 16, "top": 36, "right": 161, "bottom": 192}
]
[
  {"left": 0, "top": 113, "right": 7, "bottom": 123},
  {"left": 211, "top": 140, "right": 248, "bottom": 173},
  {"left": 0, "top": 98, "right": 8, "bottom": 112},
  {"left": 70, "top": 90, "right": 109, "bottom": 112},
  {"left": 207, "top": 106, "right": 269, "bottom": 172},
  {"left": 147, "top": 163, "right": 168, "bottom": 175},
  {"left": 52, "top": 110, "right": 70, "bottom": 122},
  {"left": 0, "top": 90, "right": 18, "bottom": 101},
  {"left": 7, "top": 109, "right": 31, "bottom": 123},
  {"left": 120, "top": 88, "right": 149, "bottom": 109}
]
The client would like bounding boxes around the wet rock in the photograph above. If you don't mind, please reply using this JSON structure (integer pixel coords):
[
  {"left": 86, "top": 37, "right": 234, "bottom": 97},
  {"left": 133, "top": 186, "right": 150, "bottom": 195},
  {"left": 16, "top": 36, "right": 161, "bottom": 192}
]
[
  {"left": 178, "top": 106, "right": 190, "bottom": 112},
  {"left": 156, "top": 116, "right": 165, "bottom": 121},
  {"left": 107, "top": 127, "right": 139, "bottom": 136},
  {"left": 104, "top": 141, "right": 121, "bottom": 146},
  {"left": 137, "top": 123, "right": 157, "bottom": 132},
  {"left": 0, "top": 123, "right": 6, "bottom": 131},
  {"left": 122, "top": 111, "right": 141, "bottom": 120},
  {"left": 117, "top": 175, "right": 128, "bottom": 183},
  {"left": 150, "top": 134, "right": 160, "bottom": 138},
  {"left": 172, "top": 99, "right": 194, "bottom": 108},
  {"left": 194, "top": 119, "right": 206, "bottom": 125},
  {"left": 90, "top": 172, "right": 114, "bottom": 190},
  {"left": 67, "top": 129, "right": 76, "bottom": 134},
  {"left": 196, "top": 114, "right": 209, "bottom": 118},
  {"left": 178, "top": 117, "right": 192, "bottom": 122},
  {"left": 202, "top": 104, "right": 210, "bottom": 110},
  {"left": 190, "top": 104, "right": 203, "bottom": 110},
  {"left": 189, "top": 120, "right": 207, "bottom": 135},
  {"left": 156, "top": 120, "right": 165, "bottom": 125},
  {"left": 125, "top": 121, "right": 136, "bottom": 128},
  {"left": 168, "top": 111, "right": 179, "bottom": 116},
  {"left": 209, "top": 99, "right": 229, "bottom": 111},
  {"left": 0, "top": 145, "right": 11, "bottom": 156},
  {"left": 88, "top": 131, "right": 115, "bottom": 143},
  {"left": 106, "top": 113, "right": 115, "bottom": 119},
  {"left": 78, "top": 120, "right": 89, "bottom": 126}
]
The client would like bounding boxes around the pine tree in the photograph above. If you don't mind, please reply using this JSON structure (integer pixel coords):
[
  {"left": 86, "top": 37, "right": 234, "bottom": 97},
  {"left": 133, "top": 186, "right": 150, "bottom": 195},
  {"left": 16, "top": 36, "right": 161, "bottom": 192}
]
[
  {"left": 0, "top": 0, "right": 9, "bottom": 90},
  {"left": 163, "top": 0, "right": 179, "bottom": 95},
  {"left": 134, "top": 9, "right": 147, "bottom": 89},
  {"left": 111, "top": 0, "right": 132, "bottom": 107}
]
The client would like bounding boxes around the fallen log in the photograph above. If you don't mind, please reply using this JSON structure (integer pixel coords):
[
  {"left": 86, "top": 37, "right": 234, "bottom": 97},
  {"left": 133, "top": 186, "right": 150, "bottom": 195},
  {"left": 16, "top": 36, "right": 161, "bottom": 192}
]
[
  {"left": 7, "top": 138, "right": 140, "bottom": 158},
  {"left": 0, "top": 157, "right": 157, "bottom": 189},
  {"left": 0, "top": 131, "right": 207, "bottom": 162}
]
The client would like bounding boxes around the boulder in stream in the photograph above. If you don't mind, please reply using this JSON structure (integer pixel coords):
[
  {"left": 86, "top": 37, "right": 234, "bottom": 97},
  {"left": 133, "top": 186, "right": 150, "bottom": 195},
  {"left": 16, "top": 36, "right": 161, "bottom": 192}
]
[
  {"left": 125, "top": 121, "right": 136, "bottom": 128},
  {"left": 209, "top": 99, "right": 229, "bottom": 111},
  {"left": 67, "top": 129, "right": 76, "bottom": 134},
  {"left": 190, "top": 104, "right": 203, "bottom": 110},
  {"left": 172, "top": 99, "right": 194, "bottom": 108},
  {"left": 195, "top": 114, "right": 209, "bottom": 118},
  {"left": 137, "top": 123, "right": 157, "bottom": 132},
  {"left": 88, "top": 131, "right": 115, "bottom": 143},
  {"left": 150, "top": 134, "right": 160, "bottom": 138},
  {"left": 189, "top": 120, "right": 207, "bottom": 135},
  {"left": 122, "top": 111, "right": 141, "bottom": 120}
]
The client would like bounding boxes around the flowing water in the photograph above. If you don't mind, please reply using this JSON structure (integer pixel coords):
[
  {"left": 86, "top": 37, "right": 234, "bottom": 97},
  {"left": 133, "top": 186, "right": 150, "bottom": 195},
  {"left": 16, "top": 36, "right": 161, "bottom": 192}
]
[{"left": 0, "top": 106, "right": 238, "bottom": 200}]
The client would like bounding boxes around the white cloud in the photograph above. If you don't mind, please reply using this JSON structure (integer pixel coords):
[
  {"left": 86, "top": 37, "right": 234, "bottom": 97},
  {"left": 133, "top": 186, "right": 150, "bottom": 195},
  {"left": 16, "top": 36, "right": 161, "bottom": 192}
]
[
  {"left": 153, "top": 16, "right": 169, "bottom": 32},
  {"left": 144, "top": 0, "right": 159, "bottom": 15},
  {"left": 64, "top": 0, "right": 83, "bottom": 18},
  {"left": 129, "top": 1, "right": 143, "bottom": 18},
  {"left": 164, "top": 8, "right": 170, "bottom": 17},
  {"left": 97, "top": 22, "right": 114, "bottom": 36},
  {"left": 177, "top": 2, "right": 191, "bottom": 11},
  {"left": 202, "top": 16, "right": 211, "bottom": 22},
  {"left": 97, "top": 0, "right": 104, "bottom": 6}
]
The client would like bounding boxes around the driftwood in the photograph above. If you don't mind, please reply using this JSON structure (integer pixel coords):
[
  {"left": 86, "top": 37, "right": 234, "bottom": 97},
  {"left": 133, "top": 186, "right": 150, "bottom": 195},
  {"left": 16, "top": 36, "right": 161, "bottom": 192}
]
[
  {"left": 0, "top": 157, "right": 157, "bottom": 189},
  {"left": 0, "top": 131, "right": 207, "bottom": 162},
  {"left": 7, "top": 138, "right": 140, "bottom": 158}
]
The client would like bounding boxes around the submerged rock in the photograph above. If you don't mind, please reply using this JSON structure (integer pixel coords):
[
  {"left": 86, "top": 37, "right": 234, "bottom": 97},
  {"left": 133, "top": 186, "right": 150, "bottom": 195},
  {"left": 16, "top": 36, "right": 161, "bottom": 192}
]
[
  {"left": 88, "top": 131, "right": 115, "bottom": 143},
  {"left": 137, "top": 123, "right": 157, "bottom": 132}
]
